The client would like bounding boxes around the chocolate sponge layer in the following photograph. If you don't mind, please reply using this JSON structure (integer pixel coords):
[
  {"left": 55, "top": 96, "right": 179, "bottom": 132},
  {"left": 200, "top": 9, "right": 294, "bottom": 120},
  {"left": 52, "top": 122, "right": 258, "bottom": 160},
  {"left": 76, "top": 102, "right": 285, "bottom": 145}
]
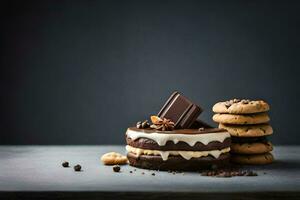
[
  {"left": 127, "top": 152, "right": 230, "bottom": 171},
  {"left": 126, "top": 136, "right": 231, "bottom": 151}
]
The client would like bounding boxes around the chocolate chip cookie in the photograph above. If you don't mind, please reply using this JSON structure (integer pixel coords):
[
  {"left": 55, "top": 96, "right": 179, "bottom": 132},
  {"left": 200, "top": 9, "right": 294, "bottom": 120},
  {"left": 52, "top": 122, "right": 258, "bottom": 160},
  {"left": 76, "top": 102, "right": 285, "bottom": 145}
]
[
  {"left": 213, "top": 99, "right": 269, "bottom": 114},
  {"left": 219, "top": 123, "right": 273, "bottom": 137},
  {"left": 213, "top": 113, "right": 270, "bottom": 125},
  {"left": 231, "top": 153, "right": 274, "bottom": 165}
]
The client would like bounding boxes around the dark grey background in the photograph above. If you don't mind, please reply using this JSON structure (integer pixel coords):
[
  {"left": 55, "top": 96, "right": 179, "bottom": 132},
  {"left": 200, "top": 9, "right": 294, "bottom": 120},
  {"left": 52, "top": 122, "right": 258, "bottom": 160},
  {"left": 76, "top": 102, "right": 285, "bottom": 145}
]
[{"left": 1, "top": 0, "right": 300, "bottom": 145}]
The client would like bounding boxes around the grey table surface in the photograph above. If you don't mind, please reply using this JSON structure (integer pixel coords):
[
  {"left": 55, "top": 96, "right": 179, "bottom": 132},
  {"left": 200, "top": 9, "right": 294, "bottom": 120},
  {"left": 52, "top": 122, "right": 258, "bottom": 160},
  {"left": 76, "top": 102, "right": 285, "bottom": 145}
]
[{"left": 0, "top": 145, "right": 300, "bottom": 199}]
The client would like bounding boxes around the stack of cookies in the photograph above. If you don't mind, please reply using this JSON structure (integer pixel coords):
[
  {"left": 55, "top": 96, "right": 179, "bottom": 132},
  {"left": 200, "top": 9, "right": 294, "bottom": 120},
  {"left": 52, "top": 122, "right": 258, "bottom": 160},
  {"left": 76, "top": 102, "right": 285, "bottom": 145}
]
[{"left": 212, "top": 99, "right": 274, "bottom": 165}]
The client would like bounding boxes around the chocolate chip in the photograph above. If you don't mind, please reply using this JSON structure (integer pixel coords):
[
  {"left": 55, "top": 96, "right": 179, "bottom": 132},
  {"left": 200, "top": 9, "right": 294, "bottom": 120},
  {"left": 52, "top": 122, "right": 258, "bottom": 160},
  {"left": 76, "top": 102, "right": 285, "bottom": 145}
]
[
  {"left": 113, "top": 165, "right": 120, "bottom": 172},
  {"left": 225, "top": 101, "right": 232, "bottom": 108},
  {"left": 74, "top": 164, "right": 82, "bottom": 172},
  {"left": 241, "top": 99, "right": 249, "bottom": 104},
  {"left": 62, "top": 161, "right": 69, "bottom": 168},
  {"left": 233, "top": 99, "right": 241, "bottom": 103}
]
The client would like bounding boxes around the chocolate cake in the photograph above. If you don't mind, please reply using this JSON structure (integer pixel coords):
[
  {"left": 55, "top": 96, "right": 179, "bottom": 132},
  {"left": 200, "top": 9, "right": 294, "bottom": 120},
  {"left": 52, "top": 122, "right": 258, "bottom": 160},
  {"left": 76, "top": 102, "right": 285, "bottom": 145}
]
[{"left": 125, "top": 127, "right": 231, "bottom": 171}]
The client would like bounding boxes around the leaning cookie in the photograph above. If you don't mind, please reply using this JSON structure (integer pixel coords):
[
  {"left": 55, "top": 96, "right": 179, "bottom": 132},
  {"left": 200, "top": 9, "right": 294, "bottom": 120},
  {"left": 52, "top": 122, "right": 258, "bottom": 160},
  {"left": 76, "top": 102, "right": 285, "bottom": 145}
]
[
  {"left": 219, "top": 124, "right": 273, "bottom": 137},
  {"left": 231, "top": 142, "right": 273, "bottom": 154},
  {"left": 213, "top": 99, "right": 269, "bottom": 114},
  {"left": 231, "top": 153, "right": 274, "bottom": 165},
  {"left": 213, "top": 113, "right": 270, "bottom": 125}
]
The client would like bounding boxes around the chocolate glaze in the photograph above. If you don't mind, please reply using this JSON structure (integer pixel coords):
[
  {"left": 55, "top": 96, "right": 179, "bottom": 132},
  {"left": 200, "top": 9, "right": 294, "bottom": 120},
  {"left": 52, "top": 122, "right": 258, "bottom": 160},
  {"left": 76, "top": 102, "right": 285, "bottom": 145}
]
[
  {"left": 127, "top": 152, "right": 230, "bottom": 171},
  {"left": 190, "top": 119, "right": 213, "bottom": 128},
  {"left": 126, "top": 136, "right": 231, "bottom": 151}
]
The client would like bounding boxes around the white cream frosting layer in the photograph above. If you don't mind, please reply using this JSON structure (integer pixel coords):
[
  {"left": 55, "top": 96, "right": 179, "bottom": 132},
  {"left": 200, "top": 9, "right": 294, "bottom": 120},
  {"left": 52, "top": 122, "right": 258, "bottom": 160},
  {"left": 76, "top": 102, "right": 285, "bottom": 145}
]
[
  {"left": 126, "top": 129, "right": 230, "bottom": 147},
  {"left": 126, "top": 145, "right": 230, "bottom": 161}
]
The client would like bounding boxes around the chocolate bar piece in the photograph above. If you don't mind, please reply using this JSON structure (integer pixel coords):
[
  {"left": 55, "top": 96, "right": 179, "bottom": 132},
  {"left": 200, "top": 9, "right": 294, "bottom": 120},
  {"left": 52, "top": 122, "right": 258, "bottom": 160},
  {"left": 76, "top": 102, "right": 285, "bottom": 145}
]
[{"left": 157, "top": 91, "right": 203, "bottom": 129}]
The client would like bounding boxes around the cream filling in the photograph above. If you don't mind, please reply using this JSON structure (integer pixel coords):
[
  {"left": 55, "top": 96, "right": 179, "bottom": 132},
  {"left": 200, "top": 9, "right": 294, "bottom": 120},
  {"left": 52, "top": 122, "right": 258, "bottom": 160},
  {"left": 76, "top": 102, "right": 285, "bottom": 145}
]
[
  {"left": 126, "top": 129, "right": 230, "bottom": 147},
  {"left": 126, "top": 145, "right": 230, "bottom": 161}
]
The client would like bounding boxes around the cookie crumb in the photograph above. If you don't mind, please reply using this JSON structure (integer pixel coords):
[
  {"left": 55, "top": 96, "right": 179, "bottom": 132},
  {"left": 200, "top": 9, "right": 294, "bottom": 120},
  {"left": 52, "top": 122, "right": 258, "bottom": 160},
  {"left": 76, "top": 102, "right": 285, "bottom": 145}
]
[{"left": 101, "top": 152, "right": 128, "bottom": 165}]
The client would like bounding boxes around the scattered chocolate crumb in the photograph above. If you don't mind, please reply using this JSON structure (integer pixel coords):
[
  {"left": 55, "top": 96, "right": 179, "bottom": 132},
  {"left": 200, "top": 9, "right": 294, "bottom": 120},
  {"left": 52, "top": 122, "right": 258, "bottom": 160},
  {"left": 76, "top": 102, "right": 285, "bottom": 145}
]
[
  {"left": 141, "top": 172, "right": 145, "bottom": 175},
  {"left": 62, "top": 161, "right": 69, "bottom": 168},
  {"left": 172, "top": 172, "right": 176, "bottom": 175},
  {"left": 112, "top": 165, "right": 120, "bottom": 172},
  {"left": 74, "top": 164, "right": 81, "bottom": 172},
  {"left": 200, "top": 169, "right": 258, "bottom": 178},
  {"left": 151, "top": 173, "right": 155, "bottom": 176},
  {"left": 129, "top": 171, "right": 133, "bottom": 173},
  {"left": 134, "top": 169, "right": 137, "bottom": 171},
  {"left": 246, "top": 171, "right": 258, "bottom": 176}
]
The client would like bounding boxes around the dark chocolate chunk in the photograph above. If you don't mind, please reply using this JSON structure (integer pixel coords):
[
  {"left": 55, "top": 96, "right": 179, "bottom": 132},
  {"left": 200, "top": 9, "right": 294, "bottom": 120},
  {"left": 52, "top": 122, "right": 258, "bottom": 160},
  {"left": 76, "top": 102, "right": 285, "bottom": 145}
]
[
  {"left": 113, "top": 165, "right": 121, "bottom": 172},
  {"left": 62, "top": 161, "right": 69, "bottom": 168},
  {"left": 74, "top": 164, "right": 82, "bottom": 172},
  {"left": 157, "top": 91, "right": 202, "bottom": 129}
]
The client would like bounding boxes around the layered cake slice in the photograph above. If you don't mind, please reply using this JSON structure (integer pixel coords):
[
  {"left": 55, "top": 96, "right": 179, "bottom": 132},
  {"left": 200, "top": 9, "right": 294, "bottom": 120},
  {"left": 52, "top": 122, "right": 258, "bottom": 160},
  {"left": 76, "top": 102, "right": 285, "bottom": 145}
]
[{"left": 125, "top": 127, "right": 231, "bottom": 171}]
